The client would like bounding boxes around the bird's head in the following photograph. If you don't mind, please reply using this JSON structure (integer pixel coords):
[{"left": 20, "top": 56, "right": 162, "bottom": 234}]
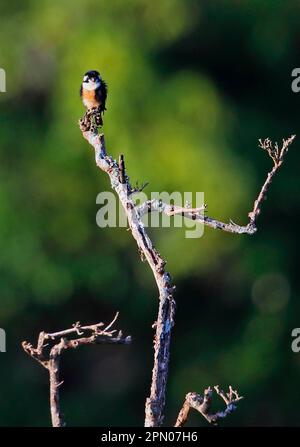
[{"left": 82, "top": 70, "right": 101, "bottom": 91}]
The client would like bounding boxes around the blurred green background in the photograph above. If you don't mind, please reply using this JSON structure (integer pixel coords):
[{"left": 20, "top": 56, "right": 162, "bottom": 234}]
[{"left": 0, "top": 0, "right": 300, "bottom": 426}]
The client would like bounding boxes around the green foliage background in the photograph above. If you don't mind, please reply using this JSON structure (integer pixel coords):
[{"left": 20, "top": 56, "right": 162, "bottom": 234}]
[{"left": 0, "top": 0, "right": 299, "bottom": 426}]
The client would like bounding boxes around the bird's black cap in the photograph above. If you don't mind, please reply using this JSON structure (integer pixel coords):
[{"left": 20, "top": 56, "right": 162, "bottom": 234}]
[{"left": 84, "top": 70, "right": 101, "bottom": 79}]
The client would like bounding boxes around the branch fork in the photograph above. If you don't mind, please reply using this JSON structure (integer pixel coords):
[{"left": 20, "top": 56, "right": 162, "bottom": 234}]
[{"left": 22, "top": 313, "right": 131, "bottom": 427}]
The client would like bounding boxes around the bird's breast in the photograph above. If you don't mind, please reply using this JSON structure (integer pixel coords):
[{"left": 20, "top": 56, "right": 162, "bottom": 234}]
[{"left": 82, "top": 88, "right": 101, "bottom": 109}]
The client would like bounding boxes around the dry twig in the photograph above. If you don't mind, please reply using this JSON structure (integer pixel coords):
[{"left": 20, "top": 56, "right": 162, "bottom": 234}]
[
  {"left": 175, "top": 386, "right": 243, "bottom": 426},
  {"left": 22, "top": 313, "right": 131, "bottom": 427},
  {"left": 248, "top": 135, "right": 295, "bottom": 224}
]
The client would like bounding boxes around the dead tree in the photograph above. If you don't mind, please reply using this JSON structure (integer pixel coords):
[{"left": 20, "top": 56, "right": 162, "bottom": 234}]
[
  {"left": 22, "top": 122, "right": 294, "bottom": 427},
  {"left": 79, "top": 114, "right": 294, "bottom": 426}
]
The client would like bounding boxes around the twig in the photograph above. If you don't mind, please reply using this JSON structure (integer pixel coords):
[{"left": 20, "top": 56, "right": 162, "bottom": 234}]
[
  {"left": 175, "top": 386, "right": 243, "bottom": 426},
  {"left": 22, "top": 314, "right": 131, "bottom": 427},
  {"left": 130, "top": 180, "right": 149, "bottom": 194},
  {"left": 248, "top": 135, "right": 295, "bottom": 224},
  {"left": 137, "top": 201, "right": 207, "bottom": 217},
  {"left": 118, "top": 154, "right": 126, "bottom": 184},
  {"left": 79, "top": 116, "right": 293, "bottom": 426}
]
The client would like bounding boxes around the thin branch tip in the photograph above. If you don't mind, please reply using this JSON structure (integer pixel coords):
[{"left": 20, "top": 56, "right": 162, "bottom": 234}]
[{"left": 258, "top": 134, "right": 295, "bottom": 166}]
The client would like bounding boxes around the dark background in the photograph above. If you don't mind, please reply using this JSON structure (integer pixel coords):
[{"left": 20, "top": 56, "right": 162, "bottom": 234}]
[{"left": 0, "top": 0, "right": 300, "bottom": 426}]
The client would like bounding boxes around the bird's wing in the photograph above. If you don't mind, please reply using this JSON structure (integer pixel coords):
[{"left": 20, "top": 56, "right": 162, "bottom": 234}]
[{"left": 100, "top": 80, "right": 108, "bottom": 112}]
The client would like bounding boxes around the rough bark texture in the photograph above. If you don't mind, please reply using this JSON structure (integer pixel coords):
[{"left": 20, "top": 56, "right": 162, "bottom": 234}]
[{"left": 49, "top": 344, "right": 64, "bottom": 427}]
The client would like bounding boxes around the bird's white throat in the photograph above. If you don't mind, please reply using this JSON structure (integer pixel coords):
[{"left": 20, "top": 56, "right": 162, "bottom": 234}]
[{"left": 83, "top": 80, "right": 101, "bottom": 91}]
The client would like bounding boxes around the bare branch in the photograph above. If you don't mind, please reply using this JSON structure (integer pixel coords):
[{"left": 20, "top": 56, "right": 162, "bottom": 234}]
[
  {"left": 138, "top": 199, "right": 255, "bottom": 234},
  {"left": 22, "top": 315, "right": 131, "bottom": 427},
  {"left": 175, "top": 386, "right": 243, "bottom": 427},
  {"left": 248, "top": 135, "right": 295, "bottom": 225},
  {"left": 137, "top": 135, "right": 295, "bottom": 235}
]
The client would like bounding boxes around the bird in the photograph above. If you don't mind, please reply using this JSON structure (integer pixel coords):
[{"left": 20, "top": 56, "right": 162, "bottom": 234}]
[{"left": 80, "top": 70, "right": 107, "bottom": 129}]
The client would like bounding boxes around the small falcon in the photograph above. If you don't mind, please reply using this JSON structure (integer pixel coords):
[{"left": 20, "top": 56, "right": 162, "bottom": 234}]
[{"left": 80, "top": 70, "right": 107, "bottom": 130}]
